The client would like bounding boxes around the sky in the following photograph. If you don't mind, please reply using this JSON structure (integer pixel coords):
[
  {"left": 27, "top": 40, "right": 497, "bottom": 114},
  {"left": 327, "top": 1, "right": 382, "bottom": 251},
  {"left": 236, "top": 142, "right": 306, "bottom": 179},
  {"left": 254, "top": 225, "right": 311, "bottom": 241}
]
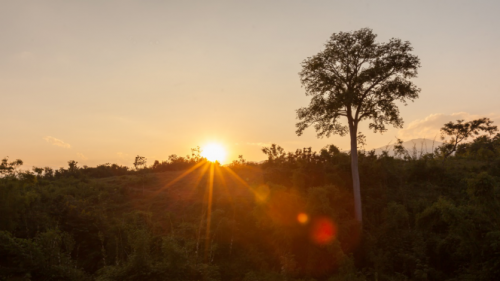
[{"left": 1, "top": 0, "right": 500, "bottom": 168}]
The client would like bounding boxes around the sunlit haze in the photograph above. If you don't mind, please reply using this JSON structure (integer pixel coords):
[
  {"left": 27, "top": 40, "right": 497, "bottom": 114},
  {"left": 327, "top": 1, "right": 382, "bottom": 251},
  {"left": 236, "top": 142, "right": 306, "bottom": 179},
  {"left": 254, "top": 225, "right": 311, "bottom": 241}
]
[{"left": 2, "top": 0, "right": 499, "bottom": 169}]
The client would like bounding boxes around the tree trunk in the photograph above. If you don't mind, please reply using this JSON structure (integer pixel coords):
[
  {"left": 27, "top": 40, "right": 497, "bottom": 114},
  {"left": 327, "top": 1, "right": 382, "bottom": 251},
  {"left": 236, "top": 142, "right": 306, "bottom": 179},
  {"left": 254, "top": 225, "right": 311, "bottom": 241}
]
[{"left": 349, "top": 126, "right": 363, "bottom": 224}]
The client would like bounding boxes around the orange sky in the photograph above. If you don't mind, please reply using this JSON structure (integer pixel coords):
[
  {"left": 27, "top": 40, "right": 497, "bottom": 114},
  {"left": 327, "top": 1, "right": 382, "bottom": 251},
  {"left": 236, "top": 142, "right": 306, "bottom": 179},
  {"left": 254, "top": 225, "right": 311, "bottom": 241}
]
[{"left": 1, "top": 0, "right": 499, "bottom": 168}]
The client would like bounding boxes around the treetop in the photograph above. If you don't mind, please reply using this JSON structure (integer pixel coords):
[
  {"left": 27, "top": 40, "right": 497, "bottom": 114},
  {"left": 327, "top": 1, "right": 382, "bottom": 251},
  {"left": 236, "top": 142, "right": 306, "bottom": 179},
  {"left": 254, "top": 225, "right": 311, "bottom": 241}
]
[{"left": 297, "top": 28, "right": 421, "bottom": 138}]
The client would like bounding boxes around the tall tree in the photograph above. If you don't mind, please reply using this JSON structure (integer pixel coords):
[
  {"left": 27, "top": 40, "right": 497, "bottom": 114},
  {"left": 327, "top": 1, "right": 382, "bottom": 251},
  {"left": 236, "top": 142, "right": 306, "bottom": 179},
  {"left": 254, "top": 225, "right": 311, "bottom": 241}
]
[{"left": 296, "top": 28, "right": 421, "bottom": 224}]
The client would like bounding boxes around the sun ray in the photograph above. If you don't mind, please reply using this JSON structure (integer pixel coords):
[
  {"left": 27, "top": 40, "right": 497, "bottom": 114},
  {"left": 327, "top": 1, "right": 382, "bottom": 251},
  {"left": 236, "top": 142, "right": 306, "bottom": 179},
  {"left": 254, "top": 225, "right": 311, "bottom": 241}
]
[
  {"left": 186, "top": 162, "right": 210, "bottom": 197},
  {"left": 146, "top": 159, "right": 252, "bottom": 263},
  {"left": 224, "top": 166, "right": 258, "bottom": 195},
  {"left": 151, "top": 161, "right": 206, "bottom": 196},
  {"left": 204, "top": 163, "right": 215, "bottom": 262},
  {"left": 215, "top": 165, "right": 234, "bottom": 205},
  {"left": 214, "top": 166, "right": 237, "bottom": 255}
]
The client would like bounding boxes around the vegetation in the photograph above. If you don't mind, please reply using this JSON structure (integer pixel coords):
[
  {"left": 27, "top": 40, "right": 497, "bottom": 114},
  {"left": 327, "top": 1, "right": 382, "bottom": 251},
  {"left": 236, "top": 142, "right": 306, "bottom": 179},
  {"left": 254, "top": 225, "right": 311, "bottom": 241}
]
[
  {"left": 1, "top": 119, "right": 500, "bottom": 280},
  {"left": 296, "top": 28, "right": 421, "bottom": 223},
  {"left": 437, "top": 118, "right": 498, "bottom": 160}
]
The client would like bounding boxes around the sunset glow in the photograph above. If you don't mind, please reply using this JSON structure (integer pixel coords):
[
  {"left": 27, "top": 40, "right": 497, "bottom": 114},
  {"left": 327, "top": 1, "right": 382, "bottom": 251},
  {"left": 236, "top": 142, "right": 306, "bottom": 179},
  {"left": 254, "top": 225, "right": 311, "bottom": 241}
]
[
  {"left": 201, "top": 143, "right": 226, "bottom": 163},
  {"left": 2, "top": 1, "right": 499, "bottom": 279}
]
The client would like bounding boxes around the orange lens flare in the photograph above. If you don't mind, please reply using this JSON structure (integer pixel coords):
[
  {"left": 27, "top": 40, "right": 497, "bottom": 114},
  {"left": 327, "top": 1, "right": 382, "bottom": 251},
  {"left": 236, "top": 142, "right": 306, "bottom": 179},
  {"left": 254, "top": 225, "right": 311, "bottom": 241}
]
[
  {"left": 297, "top": 213, "right": 309, "bottom": 224},
  {"left": 311, "top": 217, "right": 337, "bottom": 245},
  {"left": 254, "top": 184, "right": 270, "bottom": 202}
]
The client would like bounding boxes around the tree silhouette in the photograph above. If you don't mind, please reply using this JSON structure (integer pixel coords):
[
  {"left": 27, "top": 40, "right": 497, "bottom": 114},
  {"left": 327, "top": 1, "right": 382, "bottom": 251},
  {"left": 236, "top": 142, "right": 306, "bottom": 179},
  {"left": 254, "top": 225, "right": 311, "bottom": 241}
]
[
  {"left": 296, "top": 28, "right": 421, "bottom": 224},
  {"left": 0, "top": 157, "right": 23, "bottom": 176},
  {"left": 437, "top": 118, "right": 498, "bottom": 160},
  {"left": 133, "top": 155, "right": 147, "bottom": 171},
  {"left": 133, "top": 155, "right": 148, "bottom": 193}
]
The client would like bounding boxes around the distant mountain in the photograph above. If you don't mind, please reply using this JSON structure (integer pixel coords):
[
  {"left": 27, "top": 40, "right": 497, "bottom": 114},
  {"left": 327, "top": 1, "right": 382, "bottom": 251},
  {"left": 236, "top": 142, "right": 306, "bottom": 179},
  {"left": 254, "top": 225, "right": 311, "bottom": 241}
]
[{"left": 368, "top": 138, "right": 443, "bottom": 156}]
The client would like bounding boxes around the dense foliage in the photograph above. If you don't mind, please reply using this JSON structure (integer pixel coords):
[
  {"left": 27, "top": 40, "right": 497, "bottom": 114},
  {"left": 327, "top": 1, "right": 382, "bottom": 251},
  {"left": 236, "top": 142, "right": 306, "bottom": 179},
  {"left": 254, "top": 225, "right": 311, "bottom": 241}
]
[{"left": 1, "top": 133, "right": 500, "bottom": 280}]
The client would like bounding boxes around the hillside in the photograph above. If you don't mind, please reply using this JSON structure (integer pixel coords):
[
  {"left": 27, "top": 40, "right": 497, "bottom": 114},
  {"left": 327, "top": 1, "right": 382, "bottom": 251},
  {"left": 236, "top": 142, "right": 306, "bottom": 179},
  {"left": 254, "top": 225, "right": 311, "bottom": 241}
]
[
  {"left": 1, "top": 135, "right": 500, "bottom": 281},
  {"left": 97, "top": 164, "right": 265, "bottom": 217}
]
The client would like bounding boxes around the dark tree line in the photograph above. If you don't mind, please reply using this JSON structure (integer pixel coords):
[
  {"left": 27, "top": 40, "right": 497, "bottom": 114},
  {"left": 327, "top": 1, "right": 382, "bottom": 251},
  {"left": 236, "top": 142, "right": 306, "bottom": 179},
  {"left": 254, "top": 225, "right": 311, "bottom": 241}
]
[{"left": 1, "top": 119, "right": 500, "bottom": 280}]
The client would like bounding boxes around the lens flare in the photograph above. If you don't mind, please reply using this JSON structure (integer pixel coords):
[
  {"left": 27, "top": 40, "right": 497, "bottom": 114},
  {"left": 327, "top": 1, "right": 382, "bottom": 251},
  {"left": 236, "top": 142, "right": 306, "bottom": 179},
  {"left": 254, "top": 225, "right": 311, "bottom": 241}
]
[
  {"left": 311, "top": 217, "right": 337, "bottom": 245},
  {"left": 297, "top": 213, "right": 309, "bottom": 224},
  {"left": 254, "top": 184, "right": 270, "bottom": 202}
]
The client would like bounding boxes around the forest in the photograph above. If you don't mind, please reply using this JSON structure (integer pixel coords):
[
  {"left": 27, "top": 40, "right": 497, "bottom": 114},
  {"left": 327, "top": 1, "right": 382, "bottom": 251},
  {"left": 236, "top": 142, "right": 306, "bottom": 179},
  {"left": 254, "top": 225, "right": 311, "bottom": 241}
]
[{"left": 1, "top": 121, "right": 500, "bottom": 280}]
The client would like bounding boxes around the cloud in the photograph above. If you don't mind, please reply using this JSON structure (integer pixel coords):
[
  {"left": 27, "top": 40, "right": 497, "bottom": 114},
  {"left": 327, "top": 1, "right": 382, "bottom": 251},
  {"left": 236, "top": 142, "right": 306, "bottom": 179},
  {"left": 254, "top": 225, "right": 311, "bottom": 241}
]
[
  {"left": 398, "top": 112, "right": 500, "bottom": 140},
  {"left": 117, "top": 152, "right": 130, "bottom": 158},
  {"left": 76, "top": 153, "right": 88, "bottom": 160},
  {"left": 245, "top": 142, "right": 272, "bottom": 147},
  {"left": 43, "top": 136, "right": 71, "bottom": 148}
]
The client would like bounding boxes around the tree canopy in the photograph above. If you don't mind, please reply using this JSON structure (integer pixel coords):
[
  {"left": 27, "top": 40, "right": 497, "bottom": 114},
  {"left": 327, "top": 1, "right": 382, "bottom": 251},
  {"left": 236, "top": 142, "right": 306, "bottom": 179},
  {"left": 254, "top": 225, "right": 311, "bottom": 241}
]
[{"left": 296, "top": 28, "right": 421, "bottom": 137}]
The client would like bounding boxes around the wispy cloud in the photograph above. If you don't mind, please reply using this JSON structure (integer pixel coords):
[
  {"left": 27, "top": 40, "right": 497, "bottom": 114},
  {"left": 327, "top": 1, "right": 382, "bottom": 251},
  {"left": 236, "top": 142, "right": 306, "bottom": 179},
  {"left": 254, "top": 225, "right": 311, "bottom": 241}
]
[
  {"left": 43, "top": 136, "right": 71, "bottom": 148},
  {"left": 245, "top": 142, "right": 272, "bottom": 147},
  {"left": 76, "top": 153, "right": 88, "bottom": 160},
  {"left": 117, "top": 152, "right": 130, "bottom": 158},
  {"left": 398, "top": 112, "right": 500, "bottom": 140}
]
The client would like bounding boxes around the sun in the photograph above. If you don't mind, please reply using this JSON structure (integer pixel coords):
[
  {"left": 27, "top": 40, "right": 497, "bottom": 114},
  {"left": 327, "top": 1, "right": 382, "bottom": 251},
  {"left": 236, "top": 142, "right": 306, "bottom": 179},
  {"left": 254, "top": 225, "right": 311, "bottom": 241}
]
[{"left": 201, "top": 143, "right": 226, "bottom": 163}]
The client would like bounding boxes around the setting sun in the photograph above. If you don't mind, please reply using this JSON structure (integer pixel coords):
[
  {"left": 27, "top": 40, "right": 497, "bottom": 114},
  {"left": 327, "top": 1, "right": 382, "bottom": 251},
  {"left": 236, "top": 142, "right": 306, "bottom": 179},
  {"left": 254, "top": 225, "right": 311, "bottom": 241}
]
[{"left": 201, "top": 143, "right": 226, "bottom": 163}]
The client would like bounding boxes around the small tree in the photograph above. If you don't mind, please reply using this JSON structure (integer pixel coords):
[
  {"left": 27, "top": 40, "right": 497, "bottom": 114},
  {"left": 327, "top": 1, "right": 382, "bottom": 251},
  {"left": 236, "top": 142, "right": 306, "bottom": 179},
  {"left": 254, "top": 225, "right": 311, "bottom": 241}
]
[
  {"left": 296, "top": 28, "right": 421, "bottom": 224},
  {"left": 68, "top": 160, "right": 79, "bottom": 175},
  {"left": 0, "top": 157, "right": 23, "bottom": 176},
  {"left": 133, "top": 155, "right": 147, "bottom": 171},
  {"left": 437, "top": 118, "right": 498, "bottom": 160},
  {"left": 133, "top": 155, "right": 147, "bottom": 193}
]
